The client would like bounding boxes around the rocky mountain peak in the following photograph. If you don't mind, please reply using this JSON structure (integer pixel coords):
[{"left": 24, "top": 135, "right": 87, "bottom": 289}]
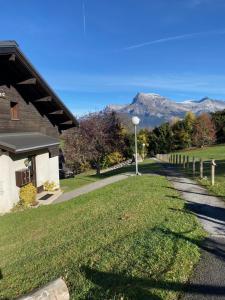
[{"left": 104, "top": 92, "right": 225, "bottom": 128}]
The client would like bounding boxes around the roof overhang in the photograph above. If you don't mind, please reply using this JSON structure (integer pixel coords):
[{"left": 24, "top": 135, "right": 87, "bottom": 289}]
[
  {"left": 0, "top": 132, "right": 60, "bottom": 154},
  {"left": 0, "top": 40, "right": 78, "bottom": 132}
]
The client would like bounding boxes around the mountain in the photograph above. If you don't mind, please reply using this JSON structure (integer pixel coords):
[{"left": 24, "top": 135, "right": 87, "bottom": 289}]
[{"left": 104, "top": 93, "right": 225, "bottom": 128}]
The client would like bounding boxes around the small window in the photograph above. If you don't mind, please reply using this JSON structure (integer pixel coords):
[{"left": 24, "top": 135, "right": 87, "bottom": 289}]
[{"left": 10, "top": 102, "right": 19, "bottom": 120}]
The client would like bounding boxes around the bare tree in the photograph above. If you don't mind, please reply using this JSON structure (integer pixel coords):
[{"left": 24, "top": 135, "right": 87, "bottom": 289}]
[{"left": 62, "top": 112, "right": 130, "bottom": 175}]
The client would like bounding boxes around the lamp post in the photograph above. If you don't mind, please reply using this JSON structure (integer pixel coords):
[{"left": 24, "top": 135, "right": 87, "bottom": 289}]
[
  {"left": 132, "top": 116, "right": 140, "bottom": 175},
  {"left": 142, "top": 143, "right": 146, "bottom": 160}
]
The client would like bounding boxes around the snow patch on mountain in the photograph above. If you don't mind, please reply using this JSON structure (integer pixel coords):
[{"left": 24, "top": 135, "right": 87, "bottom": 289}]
[{"left": 104, "top": 93, "right": 225, "bottom": 128}]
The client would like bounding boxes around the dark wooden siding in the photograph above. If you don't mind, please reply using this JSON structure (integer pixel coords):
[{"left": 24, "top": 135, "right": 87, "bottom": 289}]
[{"left": 0, "top": 85, "right": 59, "bottom": 138}]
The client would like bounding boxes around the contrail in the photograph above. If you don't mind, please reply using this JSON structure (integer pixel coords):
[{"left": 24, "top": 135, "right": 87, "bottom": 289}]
[
  {"left": 82, "top": 0, "right": 86, "bottom": 35},
  {"left": 123, "top": 29, "right": 225, "bottom": 50}
]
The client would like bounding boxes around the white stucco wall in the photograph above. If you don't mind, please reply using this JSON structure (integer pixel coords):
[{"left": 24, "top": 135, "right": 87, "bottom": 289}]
[
  {"left": 0, "top": 151, "right": 60, "bottom": 213},
  {"left": 48, "top": 156, "right": 60, "bottom": 188},
  {"left": 0, "top": 152, "right": 26, "bottom": 213},
  {"left": 35, "top": 153, "right": 59, "bottom": 188},
  {"left": 35, "top": 153, "right": 50, "bottom": 187}
]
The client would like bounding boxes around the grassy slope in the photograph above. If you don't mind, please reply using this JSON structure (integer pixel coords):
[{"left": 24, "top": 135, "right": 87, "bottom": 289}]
[
  {"left": 174, "top": 144, "right": 225, "bottom": 197},
  {"left": 0, "top": 172, "right": 205, "bottom": 299},
  {"left": 177, "top": 144, "right": 225, "bottom": 160},
  {"left": 60, "top": 159, "right": 156, "bottom": 192}
]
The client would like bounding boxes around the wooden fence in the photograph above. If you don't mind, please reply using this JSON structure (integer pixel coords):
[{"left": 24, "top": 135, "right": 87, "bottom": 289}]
[{"left": 156, "top": 153, "right": 216, "bottom": 186}]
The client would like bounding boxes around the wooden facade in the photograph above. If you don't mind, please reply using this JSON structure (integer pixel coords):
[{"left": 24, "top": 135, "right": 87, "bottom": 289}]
[
  {"left": 0, "top": 41, "right": 78, "bottom": 135},
  {"left": 0, "top": 85, "right": 59, "bottom": 137},
  {"left": 0, "top": 41, "right": 78, "bottom": 212}
]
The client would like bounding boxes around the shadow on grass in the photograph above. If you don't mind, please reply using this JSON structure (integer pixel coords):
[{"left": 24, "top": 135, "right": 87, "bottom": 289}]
[
  {"left": 78, "top": 225, "right": 225, "bottom": 299},
  {"left": 166, "top": 186, "right": 213, "bottom": 197},
  {"left": 67, "top": 220, "right": 225, "bottom": 299},
  {"left": 86, "top": 160, "right": 163, "bottom": 180},
  {"left": 81, "top": 265, "right": 225, "bottom": 300},
  {"left": 169, "top": 207, "right": 225, "bottom": 227},
  {"left": 168, "top": 179, "right": 200, "bottom": 186}
]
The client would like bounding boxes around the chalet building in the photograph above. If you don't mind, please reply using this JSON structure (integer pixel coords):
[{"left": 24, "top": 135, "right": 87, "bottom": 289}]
[{"left": 0, "top": 41, "right": 78, "bottom": 213}]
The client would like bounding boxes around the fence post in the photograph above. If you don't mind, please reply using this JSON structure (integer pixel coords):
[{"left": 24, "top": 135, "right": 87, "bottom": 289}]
[
  {"left": 186, "top": 156, "right": 189, "bottom": 169},
  {"left": 211, "top": 159, "right": 216, "bottom": 186},
  {"left": 183, "top": 155, "right": 186, "bottom": 168},
  {"left": 200, "top": 159, "right": 203, "bottom": 179},
  {"left": 192, "top": 156, "right": 195, "bottom": 176}
]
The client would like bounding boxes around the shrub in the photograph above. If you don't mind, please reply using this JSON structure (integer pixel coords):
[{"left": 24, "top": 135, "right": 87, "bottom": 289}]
[
  {"left": 103, "top": 151, "right": 124, "bottom": 168},
  {"left": 19, "top": 183, "right": 37, "bottom": 207},
  {"left": 44, "top": 181, "right": 58, "bottom": 192}
]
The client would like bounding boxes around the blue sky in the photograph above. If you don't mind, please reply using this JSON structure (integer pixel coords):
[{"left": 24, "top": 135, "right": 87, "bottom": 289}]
[{"left": 1, "top": 0, "right": 225, "bottom": 116}]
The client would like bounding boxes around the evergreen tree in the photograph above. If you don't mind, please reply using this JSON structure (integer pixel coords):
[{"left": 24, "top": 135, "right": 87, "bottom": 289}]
[{"left": 211, "top": 109, "right": 225, "bottom": 143}]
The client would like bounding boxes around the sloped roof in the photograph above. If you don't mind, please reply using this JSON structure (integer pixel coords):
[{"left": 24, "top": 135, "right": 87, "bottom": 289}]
[
  {"left": 0, "top": 132, "right": 59, "bottom": 153},
  {"left": 0, "top": 41, "right": 78, "bottom": 132}
]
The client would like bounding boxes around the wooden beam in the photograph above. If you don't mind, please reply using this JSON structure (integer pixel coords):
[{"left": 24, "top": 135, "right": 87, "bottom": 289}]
[
  {"left": 48, "top": 110, "right": 64, "bottom": 115},
  {"left": 33, "top": 96, "right": 52, "bottom": 103},
  {"left": 60, "top": 120, "right": 73, "bottom": 125},
  {"left": 9, "top": 54, "right": 16, "bottom": 62},
  {"left": 17, "top": 78, "right": 36, "bottom": 85}
]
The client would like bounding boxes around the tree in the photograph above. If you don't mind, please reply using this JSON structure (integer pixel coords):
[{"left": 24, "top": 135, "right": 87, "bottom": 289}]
[
  {"left": 148, "top": 123, "right": 173, "bottom": 155},
  {"left": 184, "top": 111, "right": 196, "bottom": 146},
  {"left": 62, "top": 112, "right": 133, "bottom": 175},
  {"left": 192, "top": 113, "right": 216, "bottom": 147},
  {"left": 211, "top": 109, "right": 225, "bottom": 143},
  {"left": 80, "top": 114, "right": 111, "bottom": 174},
  {"left": 137, "top": 129, "right": 150, "bottom": 158}
]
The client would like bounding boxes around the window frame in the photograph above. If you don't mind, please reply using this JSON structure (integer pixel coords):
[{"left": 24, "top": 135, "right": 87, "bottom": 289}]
[{"left": 10, "top": 101, "right": 20, "bottom": 120}]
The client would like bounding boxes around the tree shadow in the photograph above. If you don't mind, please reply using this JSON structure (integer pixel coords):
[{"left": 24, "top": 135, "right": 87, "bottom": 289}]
[
  {"left": 75, "top": 223, "right": 225, "bottom": 299},
  {"left": 169, "top": 207, "right": 225, "bottom": 227},
  {"left": 168, "top": 179, "right": 200, "bottom": 186},
  {"left": 81, "top": 265, "right": 225, "bottom": 300},
  {"left": 158, "top": 226, "right": 225, "bottom": 262},
  {"left": 185, "top": 201, "right": 225, "bottom": 225},
  {"left": 166, "top": 186, "right": 221, "bottom": 197},
  {"left": 60, "top": 215, "right": 225, "bottom": 299}
]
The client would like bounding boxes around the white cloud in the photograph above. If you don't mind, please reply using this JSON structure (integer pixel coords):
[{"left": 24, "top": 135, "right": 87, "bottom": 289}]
[{"left": 121, "top": 28, "right": 225, "bottom": 51}]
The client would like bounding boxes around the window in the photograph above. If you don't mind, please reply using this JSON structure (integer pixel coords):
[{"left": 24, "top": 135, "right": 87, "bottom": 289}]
[{"left": 10, "top": 102, "right": 19, "bottom": 120}]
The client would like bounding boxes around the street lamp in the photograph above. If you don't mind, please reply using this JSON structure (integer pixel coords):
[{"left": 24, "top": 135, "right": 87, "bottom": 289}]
[
  {"left": 142, "top": 143, "right": 146, "bottom": 160},
  {"left": 132, "top": 116, "right": 140, "bottom": 175}
]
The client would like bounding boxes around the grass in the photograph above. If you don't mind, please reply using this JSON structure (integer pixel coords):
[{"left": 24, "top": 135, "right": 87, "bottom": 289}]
[
  {"left": 0, "top": 164, "right": 205, "bottom": 300},
  {"left": 172, "top": 144, "right": 225, "bottom": 198},
  {"left": 60, "top": 159, "right": 157, "bottom": 192}
]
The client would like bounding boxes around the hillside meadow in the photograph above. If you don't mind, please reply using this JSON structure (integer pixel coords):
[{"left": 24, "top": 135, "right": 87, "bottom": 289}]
[
  {"left": 0, "top": 161, "right": 205, "bottom": 300},
  {"left": 173, "top": 144, "right": 225, "bottom": 198}
]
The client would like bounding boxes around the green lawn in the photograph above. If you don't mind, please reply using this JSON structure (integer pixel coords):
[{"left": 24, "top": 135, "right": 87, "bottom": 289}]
[
  {"left": 0, "top": 170, "right": 205, "bottom": 299},
  {"left": 172, "top": 144, "right": 225, "bottom": 198},
  {"left": 60, "top": 159, "right": 157, "bottom": 192}
]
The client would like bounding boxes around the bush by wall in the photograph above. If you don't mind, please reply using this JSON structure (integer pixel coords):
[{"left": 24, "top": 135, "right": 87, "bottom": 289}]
[
  {"left": 44, "top": 181, "right": 58, "bottom": 192},
  {"left": 19, "top": 183, "right": 37, "bottom": 207},
  {"left": 103, "top": 151, "right": 124, "bottom": 168}
]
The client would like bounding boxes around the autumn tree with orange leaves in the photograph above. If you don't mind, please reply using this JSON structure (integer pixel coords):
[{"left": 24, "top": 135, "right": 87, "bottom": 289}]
[{"left": 192, "top": 113, "right": 216, "bottom": 147}]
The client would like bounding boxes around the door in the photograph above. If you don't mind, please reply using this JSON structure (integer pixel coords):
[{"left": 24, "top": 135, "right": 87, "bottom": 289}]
[{"left": 28, "top": 156, "right": 37, "bottom": 187}]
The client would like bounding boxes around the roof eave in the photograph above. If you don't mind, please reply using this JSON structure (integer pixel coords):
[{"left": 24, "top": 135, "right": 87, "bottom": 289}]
[{"left": 0, "top": 41, "right": 78, "bottom": 129}]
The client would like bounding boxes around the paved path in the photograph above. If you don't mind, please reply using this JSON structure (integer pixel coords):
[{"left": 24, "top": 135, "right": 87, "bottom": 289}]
[
  {"left": 161, "top": 164, "right": 225, "bottom": 300},
  {"left": 54, "top": 173, "right": 132, "bottom": 204}
]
